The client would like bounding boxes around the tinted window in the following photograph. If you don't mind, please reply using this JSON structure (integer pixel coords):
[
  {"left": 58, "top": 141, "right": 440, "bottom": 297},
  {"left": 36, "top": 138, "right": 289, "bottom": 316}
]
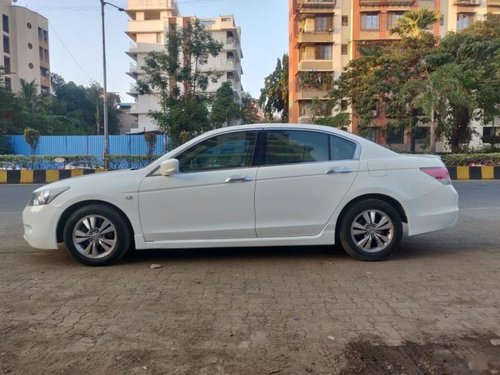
[
  {"left": 177, "top": 131, "right": 257, "bottom": 173},
  {"left": 266, "top": 130, "right": 329, "bottom": 165},
  {"left": 330, "top": 135, "right": 356, "bottom": 160}
]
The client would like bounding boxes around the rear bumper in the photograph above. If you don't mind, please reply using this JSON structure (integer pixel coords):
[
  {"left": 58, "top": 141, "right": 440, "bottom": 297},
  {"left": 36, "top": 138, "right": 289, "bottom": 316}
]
[{"left": 406, "top": 184, "right": 459, "bottom": 236}]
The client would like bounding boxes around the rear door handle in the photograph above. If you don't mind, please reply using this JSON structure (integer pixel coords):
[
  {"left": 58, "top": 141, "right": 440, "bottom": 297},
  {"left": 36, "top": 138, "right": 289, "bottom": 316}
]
[
  {"left": 325, "top": 166, "right": 352, "bottom": 174},
  {"left": 225, "top": 175, "right": 253, "bottom": 183}
]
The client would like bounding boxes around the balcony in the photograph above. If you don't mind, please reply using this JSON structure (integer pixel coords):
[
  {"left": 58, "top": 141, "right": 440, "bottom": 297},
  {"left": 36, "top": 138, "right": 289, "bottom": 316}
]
[
  {"left": 298, "top": 31, "right": 334, "bottom": 44},
  {"left": 127, "top": 20, "right": 166, "bottom": 35},
  {"left": 454, "top": 0, "right": 481, "bottom": 5},
  {"left": 359, "top": 0, "right": 415, "bottom": 6},
  {"left": 298, "top": 87, "right": 329, "bottom": 100},
  {"left": 297, "top": 0, "right": 336, "bottom": 14},
  {"left": 298, "top": 60, "right": 334, "bottom": 70},
  {"left": 487, "top": 0, "right": 500, "bottom": 6}
]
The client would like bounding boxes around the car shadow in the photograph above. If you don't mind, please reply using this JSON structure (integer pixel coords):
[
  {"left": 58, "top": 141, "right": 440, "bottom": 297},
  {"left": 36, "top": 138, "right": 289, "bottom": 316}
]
[{"left": 121, "top": 245, "right": 349, "bottom": 265}]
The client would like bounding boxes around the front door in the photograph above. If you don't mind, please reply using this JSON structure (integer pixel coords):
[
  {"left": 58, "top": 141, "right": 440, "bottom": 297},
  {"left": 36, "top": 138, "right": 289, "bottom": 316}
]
[{"left": 139, "top": 130, "right": 258, "bottom": 242}]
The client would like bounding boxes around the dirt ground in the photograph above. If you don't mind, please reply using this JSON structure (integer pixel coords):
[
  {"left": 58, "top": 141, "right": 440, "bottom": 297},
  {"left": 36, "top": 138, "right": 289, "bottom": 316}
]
[{"left": 1, "top": 241, "right": 500, "bottom": 375}]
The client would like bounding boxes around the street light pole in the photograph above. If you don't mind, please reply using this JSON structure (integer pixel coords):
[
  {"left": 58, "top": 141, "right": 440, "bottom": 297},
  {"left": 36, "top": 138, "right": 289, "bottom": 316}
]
[
  {"left": 100, "top": 0, "right": 124, "bottom": 169},
  {"left": 100, "top": 0, "right": 109, "bottom": 169}
]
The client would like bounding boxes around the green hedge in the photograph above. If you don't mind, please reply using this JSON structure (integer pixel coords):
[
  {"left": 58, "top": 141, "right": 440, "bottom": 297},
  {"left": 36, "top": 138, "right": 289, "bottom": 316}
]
[
  {"left": 440, "top": 153, "right": 500, "bottom": 166},
  {"left": 0, "top": 155, "right": 160, "bottom": 169},
  {"left": 3, "top": 153, "right": 500, "bottom": 169}
]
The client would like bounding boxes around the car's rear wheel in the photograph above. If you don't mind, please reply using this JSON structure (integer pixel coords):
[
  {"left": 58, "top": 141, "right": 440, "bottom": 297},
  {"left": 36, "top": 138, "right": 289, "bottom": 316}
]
[
  {"left": 63, "top": 204, "right": 131, "bottom": 266},
  {"left": 339, "top": 199, "right": 402, "bottom": 261}
]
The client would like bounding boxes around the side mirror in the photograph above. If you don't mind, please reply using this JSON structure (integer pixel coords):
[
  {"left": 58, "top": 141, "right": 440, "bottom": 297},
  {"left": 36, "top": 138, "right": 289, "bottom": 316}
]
[{"left": 159, "top": 158, "right": 179, "bottom": 176}]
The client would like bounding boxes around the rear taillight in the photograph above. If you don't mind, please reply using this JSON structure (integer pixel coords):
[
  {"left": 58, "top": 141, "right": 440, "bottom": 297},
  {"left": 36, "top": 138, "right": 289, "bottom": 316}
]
[{"left": 420, "top": 167, "right": 451, "bottom": 185}]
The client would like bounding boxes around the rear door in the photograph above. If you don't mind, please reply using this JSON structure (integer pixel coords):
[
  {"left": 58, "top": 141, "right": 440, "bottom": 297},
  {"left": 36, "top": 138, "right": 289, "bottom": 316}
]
[{"left": 255, "top": 129, "right": 360, "bottom": 238}]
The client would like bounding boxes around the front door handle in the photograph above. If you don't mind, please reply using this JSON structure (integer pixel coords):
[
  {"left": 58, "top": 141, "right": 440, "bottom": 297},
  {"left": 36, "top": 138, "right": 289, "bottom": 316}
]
[
  {"left": 325, "top": 166, "right": 352, "bottom": 174},
  {"left": 225, "top": 175, "right": 253, "bottom": 183}
]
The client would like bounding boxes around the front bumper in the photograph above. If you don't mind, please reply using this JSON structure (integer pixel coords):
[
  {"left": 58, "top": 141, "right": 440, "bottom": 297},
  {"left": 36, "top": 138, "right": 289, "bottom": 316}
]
[{"left": 22, "top": 204, "right": 60, "bottom": 249}]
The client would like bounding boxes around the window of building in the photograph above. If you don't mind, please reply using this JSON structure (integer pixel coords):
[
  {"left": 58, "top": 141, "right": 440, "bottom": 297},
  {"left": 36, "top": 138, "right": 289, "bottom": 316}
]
[
  {"left": 200, "top": 20, "right": 215, "bottom": 29},
  {"left": 3, "top": 56, "right": 10, "bottom": 74},
  {"left": 3, "top": 35, "right": 9, "bottom": 54},
  {"left": 342, "top": 15, "right": 348, "bottom": 27},
  {"left": 385, "top": 127, "right": 404, "bottom": 144},
  {"left": 39, "top": 47, "right": 44, "bottom": 60},
  {"left": 177, "top": 131, "right": 257, "bottom": 173},
  {"left": 27, "top": 22, "right": 32, "bottom": 29},
  {"left": 315, "top": 16, "right": 333, "bottom": 32},
  {"left": 2, "top": 14, "right": 9, "bottom": 33},
  {"left": 28, "top": 42, "right": 33, "bottom": 49},
  {"left": 29, "top": 63, "right": 34, "bottom": 69},
  {"left": 227, "top": 72, "right": 234, "bottom": 80},
  {"left": 340, "top": 100, "right": 348, "bottom": 111},
  {"left": 387, "top": 12, "right": 404, "bottom": 30},
  {"left": 156, "top": 32, "right": 162, "bottom": 43},
  {"left": 40, "top": 67, "right": 50, "bottom": 77},
  {"left": 361, "top": 13, "right": 379, "bottom": 30},
  {"left": 363, "top": 127, "right": 378, "bottom": 142},
  {"left": 38, "top": 27, "right": 43, "bottom": 41},
  {"left": 44, "top": 49, "right": 49, "bottom": 61},
  {"left": 265, "top": 130, "right": 329, "bottom": 165},
  {"left": 457, "top": 13, "right": 474, "bottom": 30},
  {"left": 440, "top": 15, "right": 444, "bottom": 26},
  {"left": 43, "top": 30, "right": 48, "bottom": 43},
  {"left": 341, "top": 44, "right": 348, "bottom": 55},
  {"left": 415, "top": 127, "right": 429, "bottom": 142},
  {"left": 227, "top": 31, "right": 234, "bottom": 44},
  {"left": 4, "top": 76, "right": 11, "bottom": 91},
  {"left": 315, "top": 44, "right": 332, "bottom": 60}
]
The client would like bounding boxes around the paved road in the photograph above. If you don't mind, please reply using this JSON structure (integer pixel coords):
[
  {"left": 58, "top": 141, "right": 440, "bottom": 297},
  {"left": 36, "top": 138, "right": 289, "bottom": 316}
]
[{"left": 1, "top": 182, "right": 500, "bottom": 374}]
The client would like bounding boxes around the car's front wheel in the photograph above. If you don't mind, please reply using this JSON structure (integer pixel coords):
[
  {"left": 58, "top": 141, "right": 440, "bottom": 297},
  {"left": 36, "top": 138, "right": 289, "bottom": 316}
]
[
  {"left": 63, "top": 204, "right": 131, "bottom": 266},
  {"left": 339, "top": 199, "right": 402, "bottom": 261}
]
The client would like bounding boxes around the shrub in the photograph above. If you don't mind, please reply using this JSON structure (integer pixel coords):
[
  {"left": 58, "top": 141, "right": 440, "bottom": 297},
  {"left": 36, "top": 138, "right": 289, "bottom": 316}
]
[{"left": 440, "top": 153, "right": 500, "bottom": 166}]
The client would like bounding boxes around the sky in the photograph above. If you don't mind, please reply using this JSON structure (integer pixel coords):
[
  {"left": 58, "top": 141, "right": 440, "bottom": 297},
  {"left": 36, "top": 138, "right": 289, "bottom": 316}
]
[{"left": 15, "top": 0, "right": 289, "bottom": 103}]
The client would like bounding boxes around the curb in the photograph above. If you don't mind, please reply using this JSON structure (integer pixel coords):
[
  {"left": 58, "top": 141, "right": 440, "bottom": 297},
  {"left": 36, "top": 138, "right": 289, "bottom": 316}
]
[
  {"left": 1, "top": 167, "right": 500, "bottom": 184},
  {"left": 0, "top": 169, "right": 107, "bottom": 184},
  {"left": 447, "top": 166, "right": 500, "bottom": 180}
]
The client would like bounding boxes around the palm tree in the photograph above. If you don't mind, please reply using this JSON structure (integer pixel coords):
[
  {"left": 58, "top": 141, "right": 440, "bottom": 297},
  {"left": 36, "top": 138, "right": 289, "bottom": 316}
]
[
  {"left": 19, "top": 79, "right": 38, "bottom": 113},
  {"left": 391, "top": 9, "right": 440, "bottom": 153},
  {"left": 391, "top": 8, "right": 439, "bottom": 39}
]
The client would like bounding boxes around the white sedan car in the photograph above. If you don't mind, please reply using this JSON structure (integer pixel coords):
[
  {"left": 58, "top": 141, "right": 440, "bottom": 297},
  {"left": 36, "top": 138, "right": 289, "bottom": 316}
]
[{"left": 23, "top": 124, "right": 458, "bottom": 266}]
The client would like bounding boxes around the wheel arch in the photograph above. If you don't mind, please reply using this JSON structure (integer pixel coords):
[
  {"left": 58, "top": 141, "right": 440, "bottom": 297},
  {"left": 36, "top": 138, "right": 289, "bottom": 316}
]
[
  {"left": 335, "top": 193, "right": 408, "bottom": 239},
  {"left": 56, "top": 200, "right": 135, "bottom": 244}
]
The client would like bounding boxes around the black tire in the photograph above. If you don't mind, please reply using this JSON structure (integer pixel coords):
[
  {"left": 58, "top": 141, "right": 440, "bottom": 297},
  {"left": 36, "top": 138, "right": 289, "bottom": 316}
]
[
  {"left": 339, "top": 199, "right": 402, "bottom": 261},
  {"left": 63, "top": 204, "right": 131, "bottom": 266}
]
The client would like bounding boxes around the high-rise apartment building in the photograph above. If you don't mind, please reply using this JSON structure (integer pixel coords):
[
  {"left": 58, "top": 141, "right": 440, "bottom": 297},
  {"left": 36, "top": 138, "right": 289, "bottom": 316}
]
[
  {"left": 0, "top": 0, "right": 50, "bottom": 94},
  {"left": 125, "top": 0, "right": 243, "bottom": 132},
  {"left": 125, "top": 0, "right": 180, "bottom": 132},
  {"left": 289, "top": 0, "right": 500, "bottom": 149}
]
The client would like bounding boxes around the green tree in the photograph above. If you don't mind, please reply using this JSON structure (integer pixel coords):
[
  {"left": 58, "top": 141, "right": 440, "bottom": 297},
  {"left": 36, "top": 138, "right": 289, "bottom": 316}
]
[
  {"left": 426, "top": 14, "right": 500, "bottom": 152},
  {"left": 330, "top": 9, "right": 439, "bottom": 152},
  {"left": 210, "top": 81, "right": 241, "bottom": 128},
  {"left": 24, "top": 128, "right": 40, "bottom": 168},
  {"left": 137, "top": 20, "right": 223, "bottom": 148},
  {"left": 241, "top": 93, "right": 261, "bottom": 124},
  {"left": 144, "top": 131, "right": 157, "bottom": 161},
  {"left": 259, "top": 54, "right": 289, "bottom": 122}
]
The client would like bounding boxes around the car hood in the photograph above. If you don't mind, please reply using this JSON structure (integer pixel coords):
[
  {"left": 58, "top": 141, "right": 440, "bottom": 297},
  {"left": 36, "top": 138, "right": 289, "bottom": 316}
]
[{"left": 34, "top": 169, "right": 145, "bottom": 193}]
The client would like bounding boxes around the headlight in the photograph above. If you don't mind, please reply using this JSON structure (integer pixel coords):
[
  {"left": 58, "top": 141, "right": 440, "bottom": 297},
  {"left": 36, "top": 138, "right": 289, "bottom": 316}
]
[{"left": 29, "top": 187, "right": 70, "bottom": 206}]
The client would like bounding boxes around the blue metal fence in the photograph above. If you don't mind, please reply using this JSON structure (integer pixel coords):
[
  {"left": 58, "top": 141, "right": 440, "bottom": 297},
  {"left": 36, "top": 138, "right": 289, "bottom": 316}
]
[{"left": 9, "top": 134, "right": 167, "bottom": 156}]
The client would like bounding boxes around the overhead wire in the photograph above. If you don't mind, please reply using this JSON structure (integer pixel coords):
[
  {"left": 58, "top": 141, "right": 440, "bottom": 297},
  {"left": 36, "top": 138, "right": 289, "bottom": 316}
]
[{"left": 48, "top": 20, "right": 94, "bottom": 82}]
